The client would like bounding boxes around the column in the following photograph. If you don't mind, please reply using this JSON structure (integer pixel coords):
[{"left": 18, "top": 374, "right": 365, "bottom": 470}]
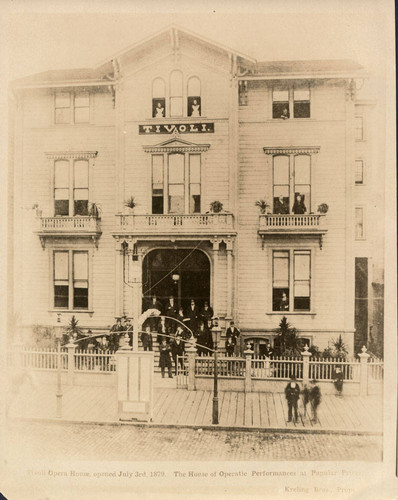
[
  {"left": 114, "top": 238, "right": 123, "bottom": 318},
  {"left": 131, "top": 250, "right": 143, "bottom": 352},
  {"left": 301, "top": 345, "right": 311, "bottom": 386},
  {"left": 244, "top": 348, "right": 253, "bottom": 393},
  {"left": 225, "top": 238, "right": 234, "bottom": 319},
  {"left": 211, "top": 238, "right": 220, "bottom": 317},
  {"left": 66, "top": 343, "right": 76, "bottom": 385},
  {"left": 358, "top": 345, "right": 370, "bottom": 396},
  {"left": 186, "top": 343, "right": 197, "bottom": 391}
]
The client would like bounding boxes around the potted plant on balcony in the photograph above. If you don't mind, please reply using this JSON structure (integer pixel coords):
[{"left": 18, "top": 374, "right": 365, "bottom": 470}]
[
  {"left": 255, "top": 198, "right": 270, "bottom": 214},
  {"left": 124, "top": 196, "right": 137, "bottom": 214},
  {"left": 209, "top": 200, "right": 223, "bottom": 213},
  {"left": 88, "top": 202, "right": 101, "bottom": 218},
  {"left": 317, "top": 203, "right": 329, "bottom": 214},
  {"left": 32, "top": 203, "right": 42, "bottom": 217}
]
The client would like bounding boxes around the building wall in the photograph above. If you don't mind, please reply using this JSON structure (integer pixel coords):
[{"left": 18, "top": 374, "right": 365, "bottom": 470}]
[
  {"left": 237, "top": 79, "right": 354, "bottom": 352},
  {"left": 11, "top": 39, "right": 381, "bottom": 357}
]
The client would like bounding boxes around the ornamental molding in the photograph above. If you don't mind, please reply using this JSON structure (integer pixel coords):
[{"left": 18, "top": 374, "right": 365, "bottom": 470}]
[
  {"left": 143, "top": 138, "right": 210, "bottom": 153},
  {"left": 263, "top": 146, "right": 320, "bottom": 155},
  {"left": 45, "top": 151, "right": 98, "bottom": 160}
]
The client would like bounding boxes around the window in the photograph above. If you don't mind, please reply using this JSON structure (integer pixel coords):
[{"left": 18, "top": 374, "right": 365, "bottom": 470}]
[
  {"left": 152, "top": 73, "right": 202, "bottom": 117},
  {"left": 168, "top": 154, "right": 185, "bottom": 213},
  {"left": 273, "top": 154, "right": 311, "bottom": 214},
  {"left": 272, "top": 250, "right": 311, "bottom": 312},
  {"left": 355, "top": 207, "right": 364, "bottom": 239},
  {"left": 355, "top": 160, "right": 364, "bottom": 184},
  {"left": 55, "top": 92, "right": 90, "bottom": 124},
  {"left": 53, "top": 250, "right": 89, "bottom": 309},
  {"left": 273, "top": 86, "right": 310, "bottom": 119},
  {"left": 54, "top": 159, "right": 89, "bottom": 216},
  {"left": 355, "top": 116, "right": 363, "bottom": 140},
  {"left": 293, "top": 89, "right": 310, "bottom": 118},
  {"left": 152, "top": 78, "right": 166, "bottom": 118},
  {"left": 151, "top": 153, "right": 201, "bottom": 214},
  {"left": 273, "top": 90, "right": 289, "bottom": 119},
  {"left": 187, "top": 77, "right": 201, "bottom": 117},
  {"left": 170, "top": 70, "right": 183, "bottom": 117}
]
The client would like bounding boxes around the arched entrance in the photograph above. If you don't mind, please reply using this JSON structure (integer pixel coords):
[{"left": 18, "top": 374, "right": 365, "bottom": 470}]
[{"left": 142, "top": 249, "right": 210, "bottom": 311}]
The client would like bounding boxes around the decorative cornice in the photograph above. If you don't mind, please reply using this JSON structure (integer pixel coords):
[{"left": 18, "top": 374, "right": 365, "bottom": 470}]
[
  {"left": 143, "top": 144, "right": 210, "bottom": 153},
  {"left": 263, "top": 146, "right": 320, "bottom": 155},
  {"left": 45, "top": 151, "right": 98, "bottom": 160}
]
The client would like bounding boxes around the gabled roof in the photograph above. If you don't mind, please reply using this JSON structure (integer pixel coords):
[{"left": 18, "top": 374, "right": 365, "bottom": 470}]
[
  {"left": 94, "top": 24, "right": 257, "bottom": 69},
  {"left": 12, "top": 66, "right": 114, "bottom": 88}
]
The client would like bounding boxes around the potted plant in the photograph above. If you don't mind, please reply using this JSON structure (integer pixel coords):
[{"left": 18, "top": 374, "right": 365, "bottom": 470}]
[
  {"left": 32, "top": 203, "right": 42, "bottom": 217},
  {"left": 124, "top": 196, "right": 137, "bottom": 213},
  {"left": 255, "top": 199, "right": 270, "bottom": 214},
  {"left": 317, "top": 203, "right": 329, "bottom": 214},
  {"left": 88, "top": 202, "right": 101, "bottom": 218},
  {"left": 209, "top": 200, "right": 223, "bottom": 213}
]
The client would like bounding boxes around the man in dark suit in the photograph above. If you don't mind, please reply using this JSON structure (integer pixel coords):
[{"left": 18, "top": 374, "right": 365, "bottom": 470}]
[
  {"left": 200, "top": 301, "right": 214, "bottom": 324},
  {"left": 226, "top": 321, "right": 240, "bottom": 355},
  {"left": 285, "top": 375, "right": 301, "bottom": 423},
  {"left": 164, "top": 296, "right": 178, "bottom": 333},
  {"left": 185, "top": 299, "right": 200, "bottom": 332}
]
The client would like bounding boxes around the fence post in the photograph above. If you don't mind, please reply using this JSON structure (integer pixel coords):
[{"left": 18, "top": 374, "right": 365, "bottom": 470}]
[
  {"left": 265, "top": 357, "right": 271, "bottom": 378},
  {"left": 358, "top": 345, "right": 370, "bottom": 396},
  {"left": 66, "top": 343, "right": 76, "bottom": 385},
  {"left": 186, "top": 343, "right": 197, "bottom": 391},
  {"left": 301, "top": 345, "right": 311, "bottom": 386},
  {"left": 244, "top": 348, "right": 253, "bottom": 393}
]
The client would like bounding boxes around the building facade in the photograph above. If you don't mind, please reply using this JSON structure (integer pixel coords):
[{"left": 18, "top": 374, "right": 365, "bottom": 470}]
[{"left": 9, "top": 26, "right": 384, "bottom": 356}]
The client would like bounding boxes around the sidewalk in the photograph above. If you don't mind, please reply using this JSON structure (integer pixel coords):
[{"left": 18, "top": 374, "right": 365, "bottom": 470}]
[{"left": 8, "top": 373, "right": 382, "bottom": 433}]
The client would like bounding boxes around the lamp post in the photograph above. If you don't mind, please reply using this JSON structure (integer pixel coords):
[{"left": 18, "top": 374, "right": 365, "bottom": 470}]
[
  {"left": 55, "top": 330, "right": 63, "bottom": 418},
  {"left": 211, "top": 320, "right": 221, "bottom": 425}
]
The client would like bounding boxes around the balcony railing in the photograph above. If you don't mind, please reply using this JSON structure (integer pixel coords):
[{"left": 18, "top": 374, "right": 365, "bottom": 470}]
[
  {"left": 37, "top": 216, "right": 102, "bottom": 248},
  {"left": 258, "top": 214, "right": 327, "bottom": 248},
  {"left": 116, "top": 213, "right": 235, "bottom": 236}
]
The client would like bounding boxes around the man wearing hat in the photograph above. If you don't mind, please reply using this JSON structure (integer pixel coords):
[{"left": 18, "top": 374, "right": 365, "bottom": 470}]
[{"left": 284, "top": 375, "right": 301, "bottom": 423}]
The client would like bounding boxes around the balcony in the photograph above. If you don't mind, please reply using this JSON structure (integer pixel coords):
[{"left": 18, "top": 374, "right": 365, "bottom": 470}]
[
  {"left": 115, "top": 213, "right": 236, "bottom": 240},
  {"left": 258, "top": 214, "right": 327, "bottom": 248},
  {"left": 37, "top": 216, "right": 102, "bottom": 248}
]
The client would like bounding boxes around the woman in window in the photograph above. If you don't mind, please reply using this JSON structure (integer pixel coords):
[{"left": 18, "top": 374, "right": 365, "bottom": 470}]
[
  {"left": 191, "top": 99, "right": 200, "bottom": 117},
  {"left": 292, "top": 193, "right": 307, "bottom": 214},
  {"left": 155, "top": 101, "right": 165, "bottom": 118}
]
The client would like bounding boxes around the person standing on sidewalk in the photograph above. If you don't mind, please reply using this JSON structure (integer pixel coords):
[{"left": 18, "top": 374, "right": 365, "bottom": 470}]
[
  {"left": 309, "top": 379, "right": 321, "bottom": 423},
  {"left": 159, "top": 340, "right": 173, "bottom": 378},
  {"left": 333, "top": 366, "right": 344, "bottom": 396},
  {"left": 285, "top": 375, "right": 301, "bottom": 423}
]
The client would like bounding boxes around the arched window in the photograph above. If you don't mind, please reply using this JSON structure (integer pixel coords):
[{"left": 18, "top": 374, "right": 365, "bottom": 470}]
[
  {"left": 152, "top": 78, "right": 166, "bottom": 118},
  {"left": 187, "top": 76, "right": 201, "bottom": 117},
  {"left": 170, "top": 70, "right": 183, "bottom": 117}
]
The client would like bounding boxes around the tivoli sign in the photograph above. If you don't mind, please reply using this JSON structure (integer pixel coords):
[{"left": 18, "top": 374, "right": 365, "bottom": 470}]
[{"left": 139, "top": 123, "right": 215, "bottom": 134}]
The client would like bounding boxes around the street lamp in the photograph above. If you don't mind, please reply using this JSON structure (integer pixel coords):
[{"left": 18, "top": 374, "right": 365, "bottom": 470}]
[
  {"left": 211, "top": 319, "right": 221, "bottom": 425},
  {"left": 55, "top": 330, "right": 63, "bottom": 418}
]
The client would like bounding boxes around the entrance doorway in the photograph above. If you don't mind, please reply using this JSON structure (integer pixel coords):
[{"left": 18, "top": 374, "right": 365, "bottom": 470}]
[{"left": 142, "top": 249, "right": 210, "bottom": 312}]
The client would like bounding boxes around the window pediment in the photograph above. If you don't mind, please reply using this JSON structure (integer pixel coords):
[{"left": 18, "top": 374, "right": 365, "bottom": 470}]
[
  {"left": 46, "top": 151, "right": 98, "bottom": 160},
  {"left": 263, "top": 146, "right": 319, "bottom": 155},
  {"left": 143, "top": 137, "right": 210, "bottom": 153}
]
